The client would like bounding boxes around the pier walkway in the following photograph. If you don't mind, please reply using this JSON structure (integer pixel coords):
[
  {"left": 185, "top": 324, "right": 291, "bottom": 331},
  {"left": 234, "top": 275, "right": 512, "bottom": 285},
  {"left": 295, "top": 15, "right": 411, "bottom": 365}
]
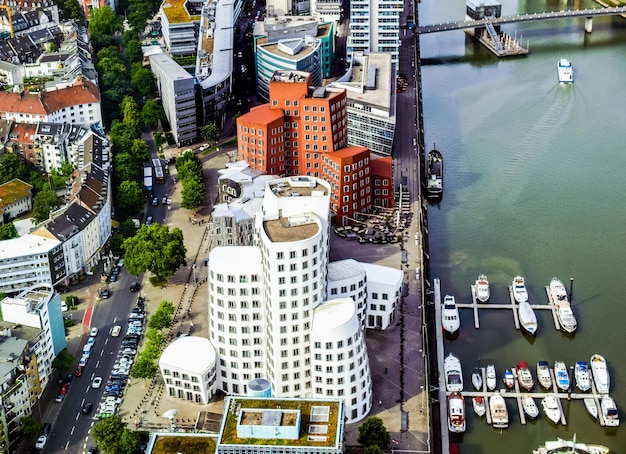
[{"left": 417, "top": 6, "right": 626, "bottom": 34}]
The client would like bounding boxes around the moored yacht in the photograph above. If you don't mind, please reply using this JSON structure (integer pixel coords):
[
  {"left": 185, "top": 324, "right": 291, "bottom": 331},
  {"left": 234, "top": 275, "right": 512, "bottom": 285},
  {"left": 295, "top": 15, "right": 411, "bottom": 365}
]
[
  {"left": 575, "top": 361, "right": 591, "bottom": 392},
  {"left": 512, "top": 275, "right": 528, "bottom": 303},
  {"left": 542, "top": 394, "right": 561, "bottom": 424},
  {"left": 489, "top": 393, "right": 509, "bottom": 428},
  {"left": 475, "top": 274, "right": 490, "bottom": 303},
  {"left": 549, "top": 278, "right": 577, "bottom": 333},
  {"left": 590, "top": 354, "right": 610, "bottom": 394},
  {"left": 537, "top": 361, "right": 552, "bottom": 389},
  {"left": 447, "top": 391, "right": 466, "bottom": 433},
  {"left": 444, "top": 353, "right": 464, "bottom": 392},
  {"left": 442, "top": 295, "right": 460, "bottom": 334},
  {"left": 426, "top": 148, "right": 443, "bottom": 198},
  {"left": 554, "top": 361, "right": 570, "bottom": 392},
  {"left": 518, "top": 300, "right": 538, "bottom": 336},
  {"left": 486, "top": 364, "right": 497, "bottom": 391},
  {"left": 533, "top": 435, "right": 609, "bottom": 454}
]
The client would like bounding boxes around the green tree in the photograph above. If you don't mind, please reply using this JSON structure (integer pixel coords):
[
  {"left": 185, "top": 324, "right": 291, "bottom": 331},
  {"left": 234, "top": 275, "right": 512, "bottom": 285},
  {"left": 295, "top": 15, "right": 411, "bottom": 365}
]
[
  {"left": 121, "top": 96, "right": 141, "bottom": 129},
  {"left": 113, "top": 153, "right": 142, "bottom": 184},
  {"left": 120, "top": 218, "right": 139, "bottom": 238},
  {"left": 125, "top": 40, "right": 144, "bottom": 64},
  {"left": 364, "top": 446, "right": 384, "bottom": 454},
  {"left": 51, "top": 349, "right": 74, "bottom": 374},
  {"left": 121, "top": 30, "right": 139, "bottom": 47},
  {"left": 130, "top": 355, "right": 158, "bottom": 379},
  {"left": 117, "top": 181, "right": 145, "bottom": 214},
  {"left": 0, "top": 222, "right": 18, "bottom": 240},
  {"left": 118, "top": 427, "right": 142, "bottom": 454},
  {"left": 141, "top": 99, "right": 164, "bottom": 130},
  {"left": 92, "top": 415, "right": 125, "bottom": 453},
  {"left": 110, "top": 120, "right": 140, "bottom": 155},
  {"left": 357, "top": 417, "right": 391, "bottom": 450},
  {"left": 181, "top": 174, "right": 205, "bottom": 209},
  {"left": 148, "top": 301, "right": 175, "bottom": 330},
  {"left": 145, "top": 327, "right": 166, "bottom": 348},
  {"left": 32, "top": 188, "right": 59, "bottom": 224},
  {"left": 131, "top": 65, "right": 155, "bottom": 98},
  {"left": 0, "top": 153, "right": 29, "bottom": 184},
  {"left": 175, "top": 152, "right": 202, "bottom": 181},
  {"left": 110, "top": 233, "right": 124, "bottom": 257},
  {"left": 88, "top": 6, "right": 123, "bottom": 37},
  {"left": 130, "top": 139, "right": 150, "bottom": 163},
  {"left": 20, "top": 416, "right": 42, "bottom": 442},
  {"left": 122, "top": 224, "right": 187, "bottom": 282},
  {"left": 200, "top": 123, "right": 220, "bottom": 143},
  {"left": 61, "top": 0, "right": 85, "bottom": 24},
  {"left": 28, "top": 169, "right": 48, "bottom": 193}
]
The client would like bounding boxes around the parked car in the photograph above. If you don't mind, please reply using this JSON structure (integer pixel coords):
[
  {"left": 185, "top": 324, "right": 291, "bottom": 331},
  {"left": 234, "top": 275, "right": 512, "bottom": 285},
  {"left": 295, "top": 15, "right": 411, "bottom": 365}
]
[
  {"left": 90, "top": 327, "right": 99, "bottom": 337},
  {"left": 151, "top": 197, "right": 158, "bottom": 206},
  {"left": 101, "top": 289, "right": 111, "bottom": 299},
  {"left": 60, "top": 383, "right": 69, "bottom": 395},
  {"left": 86, "top": 337, "right": 96, "bottom": 347},
  {"left": 55, "top": 394, "right": 64, "bottom": 403},
  {"left": 42, "top": 423, "right": 51, "bottom": 437},
  {"left": 109, "top": 274, "right": 118, "bottom": 283},
  {"left": 35, "top": 435, "right": 47, "bottom": 449},
  {"left": 64, "top": 374, "right": 73, "bottom": 385},
  {"left": 74, "top": 365, "right": 84, "bottom": 377},
  {"left": 79, "top": 356, "right": 88, "bottom": 367}
]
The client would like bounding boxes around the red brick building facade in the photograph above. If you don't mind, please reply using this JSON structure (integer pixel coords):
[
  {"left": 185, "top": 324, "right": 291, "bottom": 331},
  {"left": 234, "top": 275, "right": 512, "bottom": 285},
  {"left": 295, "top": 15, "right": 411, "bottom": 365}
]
[{"left": 237, "top": 71, "right": 394, "bottom": 224}]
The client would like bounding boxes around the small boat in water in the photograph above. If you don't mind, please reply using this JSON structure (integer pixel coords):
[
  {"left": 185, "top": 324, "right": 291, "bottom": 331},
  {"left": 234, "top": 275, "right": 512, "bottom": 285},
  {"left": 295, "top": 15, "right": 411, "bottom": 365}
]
[
  {"left": 475, "top": 274, "right": 490, "bottom": 303},
  {"left": 489, "top": 393, "right": 509, "bottom": 428},
  {"left": 557, "top": 58, "right": 574, "bottom": 84},
  {"left": 542, "top": 394, "right": 561, "bottom": 424},
  {"left": 512, "top": 275, "right": 528, "bottom": 303},
  {"left": 473, "top": 396, "right": 486, "bottom": 417},
  {"left": 486, "top": 364, "right": 497, "bottom": 391},
  {"left": 601, "top": 395, "right": 619, "bottom": 427},
  {"left": 444, "top": 353, "right": 463, "bottom": 392},
  {"left": 537, "top": 361, "right": 552, "bottom": 389},
  {"left": 549, "top": 278, "right": 577, "bottom": 333},
  {"left": 442, "top": 295, "right": 460, "bottom": 334},
  {"left": 554, "top": 361, "right": 570, "bottom": 391},
  {"left": 503, "top": 369, "right": 515, "bottom": 389},
  {"left": 472, "top": 368, "right": 483, "bottom": 391},
  {"left": 584, "top": 397, "right": 599, "bottom": 420},
  {"left": 518, "top": 300, "right": 538, "bottom": 335},
  {"left": 575, "top": 361, "right": 591, "bottom": 392},
  {"left": 447, "top": 391, "right": 466, "bottom": 433},
  {"left": 426, "top": 147, "right": 443, "bottom": 198},
  {"left": 590, "top": 354, "right": 610, "bottom": 394},
  {"left": 533, "top": 435, "right": 610, "bottom": 454},
  {"left": 522, "top": 395, "right": 539, "bottom": 419},
  {"left": 516, "top": 361, "right": 534, "bottom": 391}
]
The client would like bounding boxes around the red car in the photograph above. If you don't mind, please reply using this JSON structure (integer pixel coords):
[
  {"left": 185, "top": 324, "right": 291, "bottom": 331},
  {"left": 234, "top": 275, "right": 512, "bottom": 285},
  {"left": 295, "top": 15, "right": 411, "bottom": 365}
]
[
  {"left": 75, "top": 365, "right": 83, "bottom": 377},
  {"left": 60, "top": 383, "right": 69, "bottom": 395}
]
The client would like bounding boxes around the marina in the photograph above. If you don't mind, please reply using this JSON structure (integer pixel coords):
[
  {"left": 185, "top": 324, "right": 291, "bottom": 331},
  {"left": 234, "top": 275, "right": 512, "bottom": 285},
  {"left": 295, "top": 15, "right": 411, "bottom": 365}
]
[{"left": 434, "top": 278, "right": 618, "bottom": 432}]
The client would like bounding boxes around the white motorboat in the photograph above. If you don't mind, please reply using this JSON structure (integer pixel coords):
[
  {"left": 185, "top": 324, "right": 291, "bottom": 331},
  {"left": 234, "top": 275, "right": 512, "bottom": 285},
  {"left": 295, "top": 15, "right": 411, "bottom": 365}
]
[
  {"left": 522, "top": 395, "right": 539, "bottom": 419},
  {"left": 512, "top": 275, "right": 528, "bottom": 303},
  {"left": 601, "top": 395, "right": 619, "bottom": 427},
  {"left": 518, "top": 300, "right": 538, "bottom": 336},
  {"left": 575, "top": 361, "right": 591, "bottom": 392},
  {"left": 472, "top": 396, "right": 486, "bottom": 417},
  {"left": 442, "top": 295, "right": 460, "bottom": 334},
  {"left": 584, "top": 397, "right": 598, "bottom": 420},
  {"left": 503, "top": 369, "right": 515, "bottom": 390},
  {"left": 542, "top": 394, "right": 561, "bottom": 424},
  {"left": 486, "top": 364, "right": 497, "bottom": 391},
  {"left": 533, "top": 435, "right": 609, "bottom": 454},
  {"left": 590, "top": 354, "right": 610, "bottom": 394},
  {"left": 549, "top": 277, "right": 577, "bottom": 333},
  {"left": 447, "top": 391, "right": 466, "bottom": 433},
  {"left": 516, "top": 361, "right": 534, "bottom": 391},
  {"left": 554, "top": 361, "right": 570, "bottom": 392},
  {"left": 444, "top": 353, "right": 463, "bottom": 392},
  {"left": 489, "top": 393, "right": 508, "bottom": 428},
  {"left": 537, "top": 361, "right": 552, "bottom": 389},
  {"left": 475, "top": 274, "right": 490, "bottom": 303},
  {"left": 557, "top": 58, "right": 574, "bottom": 83},
  {"left": 471, "top": 368, "right": 483, "bottom": 391}
]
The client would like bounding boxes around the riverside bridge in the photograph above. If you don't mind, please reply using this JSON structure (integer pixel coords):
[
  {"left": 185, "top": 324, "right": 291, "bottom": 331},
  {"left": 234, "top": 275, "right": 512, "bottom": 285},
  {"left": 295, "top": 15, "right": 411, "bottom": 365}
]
[{"left": 417, "top": 6, "right": 626, "bottom": 34}]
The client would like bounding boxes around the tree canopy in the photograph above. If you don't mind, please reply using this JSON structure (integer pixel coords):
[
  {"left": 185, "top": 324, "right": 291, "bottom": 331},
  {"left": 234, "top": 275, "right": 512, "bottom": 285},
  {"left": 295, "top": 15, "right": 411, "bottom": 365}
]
[
  {"left": 51, "top": 349, "right": 74, "bottom": 374},
  {"left": 142, "top": 99, "right": 164, "bottom": 130},
  {"left": 32, "top": 188, "right": 59, "bottom": 224},
  {"left": 92, "top": 415, "right": 141, "bottom": 454},
  {"left": 181, "top": 174, "right": 205, "bottom": 209},
  {"left": 147, "top": 301, "right": 175, "bottom": 330},
  {"left": 20, "top": 416, "right": 42, "bottom": 442},
  {"left": 0, "top": 223, "right": 18, "bottom": 241},
  {"left": 200, "top": 123, "right": 220, "bottom": 143},
  {"left": 0, "top": 153, "right": 29, "bottom": 184},
  {"left": 122, "top": 224, "right": 187, "bottom": 282},
  {"left": 357, "top": 417, "right": 391, "bottom": 450},
  {"left": 117, "top": 180, "right": 146, "bottom": 214}
]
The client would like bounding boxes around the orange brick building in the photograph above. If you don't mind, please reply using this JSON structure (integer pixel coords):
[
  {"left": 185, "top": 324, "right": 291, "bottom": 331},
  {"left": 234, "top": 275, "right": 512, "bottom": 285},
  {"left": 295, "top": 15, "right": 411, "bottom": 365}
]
[{"left": 237, "top": 70, "right": 394, "bottom": 224}]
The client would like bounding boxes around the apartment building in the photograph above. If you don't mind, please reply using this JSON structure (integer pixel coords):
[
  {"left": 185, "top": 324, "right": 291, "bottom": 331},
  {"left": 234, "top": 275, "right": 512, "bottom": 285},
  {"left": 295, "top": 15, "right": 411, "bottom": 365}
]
[
  {"left": 346, "top": 0, "right": 403, "bottom": 67},
  {"left": 0, "top": 179, "right": 32, "bottom": 223}
]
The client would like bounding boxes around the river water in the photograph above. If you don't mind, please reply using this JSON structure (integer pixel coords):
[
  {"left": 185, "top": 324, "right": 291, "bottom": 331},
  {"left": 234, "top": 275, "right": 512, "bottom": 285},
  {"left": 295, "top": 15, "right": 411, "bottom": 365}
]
[{"left": 419, "top": 0, "right": 626, "bottom": 451}]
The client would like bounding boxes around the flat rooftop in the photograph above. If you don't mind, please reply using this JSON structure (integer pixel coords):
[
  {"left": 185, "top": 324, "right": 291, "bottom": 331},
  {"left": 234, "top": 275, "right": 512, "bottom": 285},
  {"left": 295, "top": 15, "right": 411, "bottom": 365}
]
[
  {"left": 263, "top": 216, "right": 319, "bottom": 243},
  {"left": 219, "top": 397, "right": 343, "bottom": 448}
]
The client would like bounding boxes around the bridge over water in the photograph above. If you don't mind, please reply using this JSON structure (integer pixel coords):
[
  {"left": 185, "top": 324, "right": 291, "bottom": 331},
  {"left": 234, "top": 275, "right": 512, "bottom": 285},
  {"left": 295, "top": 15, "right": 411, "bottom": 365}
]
[{"left": 417, "top": 6, "right": 626, "bottom": 34}]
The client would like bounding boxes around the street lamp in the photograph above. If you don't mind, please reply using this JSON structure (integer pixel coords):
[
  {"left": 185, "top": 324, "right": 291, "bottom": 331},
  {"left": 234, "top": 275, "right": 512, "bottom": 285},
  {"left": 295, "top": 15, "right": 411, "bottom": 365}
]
[{"left": 192, "top": 264, "right": 197, "bottom": 286}]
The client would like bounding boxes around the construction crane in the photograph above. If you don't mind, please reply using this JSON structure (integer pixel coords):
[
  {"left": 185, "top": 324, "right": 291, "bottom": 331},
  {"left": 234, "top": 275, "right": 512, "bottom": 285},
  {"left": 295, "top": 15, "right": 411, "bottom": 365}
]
[{"left": 0, "top": 5, "right": 13, "bottom": 39}]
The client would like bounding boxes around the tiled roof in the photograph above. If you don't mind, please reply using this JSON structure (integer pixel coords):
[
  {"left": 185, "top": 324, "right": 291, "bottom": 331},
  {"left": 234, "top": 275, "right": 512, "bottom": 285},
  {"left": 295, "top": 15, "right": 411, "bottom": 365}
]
[
  {"left": 10, "top": 122, "right": 37, "bottom": 143},
  {"left": 0, "top": 76, "right": 100, "bottom": 117}
]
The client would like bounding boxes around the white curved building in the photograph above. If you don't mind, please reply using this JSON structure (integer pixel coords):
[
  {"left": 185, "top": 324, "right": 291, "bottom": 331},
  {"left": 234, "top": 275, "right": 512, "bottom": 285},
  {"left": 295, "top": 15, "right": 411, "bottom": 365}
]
[
  {"left": 159, "top": 336, "right": 217, "bottom": 404},
  {"left": 326, "top": 259, "right": 367, "bottom": 328},
  {"left": 311, "top": 297, "right": 372, "bottom": 422},
  {"left": 208, "top": 246, "right": 264, "bottom": 395}
]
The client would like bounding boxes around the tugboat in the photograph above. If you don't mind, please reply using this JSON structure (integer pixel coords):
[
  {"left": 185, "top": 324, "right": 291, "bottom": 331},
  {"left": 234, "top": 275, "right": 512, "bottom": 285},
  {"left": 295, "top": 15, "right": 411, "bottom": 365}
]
[{"left": 426, "top": 146, "right": 443, "bottom": 199}]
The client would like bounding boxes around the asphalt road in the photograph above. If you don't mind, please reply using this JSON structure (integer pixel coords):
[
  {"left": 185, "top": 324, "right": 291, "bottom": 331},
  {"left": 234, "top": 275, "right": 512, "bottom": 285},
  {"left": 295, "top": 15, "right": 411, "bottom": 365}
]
[{"left": 44, "top": 131, "right": 172, "bottom": 453}]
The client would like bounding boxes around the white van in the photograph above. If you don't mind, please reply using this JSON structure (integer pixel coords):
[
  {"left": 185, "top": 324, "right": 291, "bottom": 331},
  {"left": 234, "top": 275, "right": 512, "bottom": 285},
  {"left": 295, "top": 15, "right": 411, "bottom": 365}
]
[{"left": 82, "top": 343, "right": 93, "bottom": 357}]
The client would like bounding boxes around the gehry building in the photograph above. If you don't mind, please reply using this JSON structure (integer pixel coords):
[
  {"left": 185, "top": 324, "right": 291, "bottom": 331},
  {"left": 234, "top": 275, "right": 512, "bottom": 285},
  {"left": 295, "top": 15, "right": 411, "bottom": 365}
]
[{"left": 207, "top": 175, "right": 377, "bottom": 422}]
